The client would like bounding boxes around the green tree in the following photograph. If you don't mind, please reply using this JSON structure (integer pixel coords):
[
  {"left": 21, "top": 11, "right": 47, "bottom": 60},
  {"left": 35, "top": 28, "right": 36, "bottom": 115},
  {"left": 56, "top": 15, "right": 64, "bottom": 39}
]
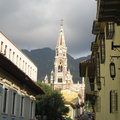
[{"left": 36, "top": 82, "right": 69, "bottom": 120}]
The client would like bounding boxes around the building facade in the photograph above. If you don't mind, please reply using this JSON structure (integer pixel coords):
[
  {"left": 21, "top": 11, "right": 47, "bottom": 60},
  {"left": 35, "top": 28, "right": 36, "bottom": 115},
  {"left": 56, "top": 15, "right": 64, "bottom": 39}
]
[
  {"left": 0, "top": 32, "right": 44, "bottom": 120},
  {"left": 80, "top": 1, "right": 120, "bottom": 120}
]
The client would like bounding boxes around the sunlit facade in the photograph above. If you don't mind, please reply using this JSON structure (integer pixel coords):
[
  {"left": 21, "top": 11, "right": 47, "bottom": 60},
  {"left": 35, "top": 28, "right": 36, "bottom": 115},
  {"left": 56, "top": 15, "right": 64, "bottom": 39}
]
[{"left": 80, "top": 0, "right": 120, "bottom": 120}]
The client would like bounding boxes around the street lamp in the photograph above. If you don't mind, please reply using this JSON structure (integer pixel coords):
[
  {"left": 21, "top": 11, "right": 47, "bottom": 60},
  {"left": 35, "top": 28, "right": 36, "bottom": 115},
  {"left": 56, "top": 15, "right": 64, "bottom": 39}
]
[
  {"left": 109, "top": 62, "right": 116, "bottom": 80},
  {"left": 97, "top": 80, "right": 101, "bottom": 91}
]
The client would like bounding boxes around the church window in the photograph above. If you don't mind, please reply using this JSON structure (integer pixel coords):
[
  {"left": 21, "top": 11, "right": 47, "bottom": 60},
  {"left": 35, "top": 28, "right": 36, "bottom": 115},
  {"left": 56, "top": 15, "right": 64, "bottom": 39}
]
[
  {"left": 58, "top": 65, "right": 62, "bottom": 72},
  {"left": 60, "top": 66, "right": 62, "bottom": 72},
  {"left": 58, "top": 78, "right": 62, "bottom": 83}
]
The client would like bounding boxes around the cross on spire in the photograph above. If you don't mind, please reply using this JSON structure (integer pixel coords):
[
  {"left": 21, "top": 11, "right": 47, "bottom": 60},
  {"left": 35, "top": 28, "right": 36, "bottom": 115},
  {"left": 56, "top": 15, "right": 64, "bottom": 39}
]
[{"left": 61, "top": 19, "right": 63, "bottom": 26}]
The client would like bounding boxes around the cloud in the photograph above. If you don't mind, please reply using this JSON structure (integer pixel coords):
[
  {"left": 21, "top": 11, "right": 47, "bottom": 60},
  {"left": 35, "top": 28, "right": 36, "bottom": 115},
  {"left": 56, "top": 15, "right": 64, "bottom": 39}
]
[{"left": 0, "top": 0, "right": 97, "bottom": 58}]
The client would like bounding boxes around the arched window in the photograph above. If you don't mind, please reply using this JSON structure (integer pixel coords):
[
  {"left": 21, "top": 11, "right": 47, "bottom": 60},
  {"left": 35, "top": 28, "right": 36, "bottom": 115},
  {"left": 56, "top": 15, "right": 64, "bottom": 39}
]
[
  {"left": 58, "top": 65, "right": 61, "bottom": 72},
  {"left": 58, "top": 65, "right": 62, "bottom": 72}
]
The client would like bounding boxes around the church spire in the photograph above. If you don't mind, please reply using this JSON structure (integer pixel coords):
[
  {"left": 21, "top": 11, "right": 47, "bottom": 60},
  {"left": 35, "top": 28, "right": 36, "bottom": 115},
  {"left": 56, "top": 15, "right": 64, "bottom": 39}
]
[
  {"left": 61, "top": 19, "right": 63, "bottom": 26},
  {"left": 56, "top": 20, "right": 66, "bottom": 48}
]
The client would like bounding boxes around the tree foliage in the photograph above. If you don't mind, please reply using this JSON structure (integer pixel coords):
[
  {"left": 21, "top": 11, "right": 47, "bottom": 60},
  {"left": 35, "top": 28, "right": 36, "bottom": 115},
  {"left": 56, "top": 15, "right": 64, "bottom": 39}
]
[{"left": 36, "top": 82, "right": 69, "bottom": 120}]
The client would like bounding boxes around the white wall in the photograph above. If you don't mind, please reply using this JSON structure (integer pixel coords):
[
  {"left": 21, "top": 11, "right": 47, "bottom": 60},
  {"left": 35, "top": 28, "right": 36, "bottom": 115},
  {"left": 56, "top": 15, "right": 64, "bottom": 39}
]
[{"left": 0, "top": 32, "right": 37, "bottom": 81}]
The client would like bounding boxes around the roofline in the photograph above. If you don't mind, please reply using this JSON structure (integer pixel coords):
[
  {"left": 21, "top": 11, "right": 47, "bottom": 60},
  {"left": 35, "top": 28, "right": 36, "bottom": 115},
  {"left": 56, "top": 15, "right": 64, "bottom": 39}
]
[{"left": 0, "top": 52, "right": 45, "bottom": 95}]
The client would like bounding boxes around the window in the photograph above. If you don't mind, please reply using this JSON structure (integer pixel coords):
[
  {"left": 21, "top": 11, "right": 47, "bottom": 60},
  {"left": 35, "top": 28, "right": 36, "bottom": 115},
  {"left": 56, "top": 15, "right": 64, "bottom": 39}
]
[
  {"left": 4, "top": 45, "right": 7, "bottom": 55},
  {"left": 12, "top": 52, "right": 15, "bottom": 62},
  {"left": 106, "top": 22, "right": 114, "bottom": 39},
  {"left": 19, "top": 58, "right": 21, "bottom": 68},
  {"left": 100, "top": 34, "right": 105, "bottom": 63},
  {"left": 3, "top": 88, "right": 8, "bottom": 113},
  {"left": 16, "top": 55, "right": 18, "bottom": 65},
  {"left": 58, "top": 78, "right": 62, "bottom": 83},
  {"left": 96, "top": 53, "right": 101, "bottom": 91},
  {"left": 58, "top": 62, "right": 63, "bottom": 72},
  {"left": 30, "top": 100, "right": 34, "bottom": 119},
  {"left": 110, "top": 90, "right": 118, "bottom": 113},
  {"left": 58, "top": 65, "right": 62, "bottom": 72},
  {"left": 12, "top": 91, "right": 17, "bottom": 115},
  {"left": 9, "top": 49, "right": 12, "bottom": 60},
  {"left": 89, "top": 77, "right": 94, "bottom": 91},
  {"left": 20, "top": 96, "right": 24, "bottom": 116},
  {"left": 1, "top": 42, "right": 3, "bottom": 53}
]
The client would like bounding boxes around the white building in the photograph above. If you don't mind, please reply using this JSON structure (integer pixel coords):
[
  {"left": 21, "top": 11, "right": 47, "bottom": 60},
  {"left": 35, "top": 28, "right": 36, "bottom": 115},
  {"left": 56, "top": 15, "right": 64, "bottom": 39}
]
[
  {"left": 0, "top": 32, "right": 37, "bottom": 82},
  {"left": 0, "top": 32, "right": 44, "bottom": 120}
]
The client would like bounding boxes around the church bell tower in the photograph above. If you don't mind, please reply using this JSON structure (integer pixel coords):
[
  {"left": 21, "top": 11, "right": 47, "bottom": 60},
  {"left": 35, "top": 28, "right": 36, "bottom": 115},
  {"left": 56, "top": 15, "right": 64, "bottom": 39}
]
[{"left": 51, "top": 20, "right": 73, "bottom": 90}]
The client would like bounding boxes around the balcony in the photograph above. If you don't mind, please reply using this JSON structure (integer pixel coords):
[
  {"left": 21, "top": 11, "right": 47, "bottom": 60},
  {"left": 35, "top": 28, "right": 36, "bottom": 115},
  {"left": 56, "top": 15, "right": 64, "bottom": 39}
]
[
  {"left": 91, "top": 41, "right": 99, "bottom": 52},
  {"left": 92, "top": 20, "right": 101, "bottom": 35},
  {"left": 79, "top": 58, "right": 96, "bottom": 77},
  {"left": 97, "top": 0, "right": 120, "bottom": 25}
]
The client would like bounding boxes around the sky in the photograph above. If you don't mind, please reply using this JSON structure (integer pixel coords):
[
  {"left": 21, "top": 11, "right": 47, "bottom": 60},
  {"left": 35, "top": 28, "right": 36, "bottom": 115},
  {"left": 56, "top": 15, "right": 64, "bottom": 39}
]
[{"left": 0, "top": 0, "right": 97, "bottom": 59}]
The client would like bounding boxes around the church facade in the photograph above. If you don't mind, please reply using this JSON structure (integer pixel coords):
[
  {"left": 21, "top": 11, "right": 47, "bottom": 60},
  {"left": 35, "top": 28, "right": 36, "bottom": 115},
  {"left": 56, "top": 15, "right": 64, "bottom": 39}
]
[
  {"left": 43, "top": 22, "right": 85, "bottom": 118},
  {"left": 50, "top": 23, "right": 73, "bottom": 90}
]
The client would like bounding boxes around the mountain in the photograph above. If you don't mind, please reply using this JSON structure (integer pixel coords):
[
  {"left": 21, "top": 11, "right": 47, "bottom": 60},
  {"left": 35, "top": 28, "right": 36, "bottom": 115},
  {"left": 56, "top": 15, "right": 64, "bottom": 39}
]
[{"left": 22, "top": 48, "right": 90, "bottom": 83}]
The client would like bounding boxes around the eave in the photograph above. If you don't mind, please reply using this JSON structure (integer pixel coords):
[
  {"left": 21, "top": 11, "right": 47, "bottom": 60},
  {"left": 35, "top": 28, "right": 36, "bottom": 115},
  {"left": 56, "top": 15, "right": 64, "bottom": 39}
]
[
  {"left": 0, "top": 53, "right": 45, "bottom": 95},
  {"left": 97, "top": 0, "right": 120, "bottom": 25}
]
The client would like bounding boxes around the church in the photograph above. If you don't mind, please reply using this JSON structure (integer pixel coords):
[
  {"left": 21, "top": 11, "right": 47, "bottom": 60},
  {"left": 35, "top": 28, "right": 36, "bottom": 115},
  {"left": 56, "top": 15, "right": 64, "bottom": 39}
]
[
  {"left": 50, "top": 21, "right": 73, "bottom": 90},
  {"left": 43, "top": 21, "right": 85, "bottom": 119}
]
